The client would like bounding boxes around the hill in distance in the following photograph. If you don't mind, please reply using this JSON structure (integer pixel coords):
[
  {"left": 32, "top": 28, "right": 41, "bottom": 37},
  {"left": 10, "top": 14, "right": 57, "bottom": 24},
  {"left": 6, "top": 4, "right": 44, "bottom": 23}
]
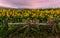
[{"left": 0, "top": 6, "right": 60, "bottom": 10}]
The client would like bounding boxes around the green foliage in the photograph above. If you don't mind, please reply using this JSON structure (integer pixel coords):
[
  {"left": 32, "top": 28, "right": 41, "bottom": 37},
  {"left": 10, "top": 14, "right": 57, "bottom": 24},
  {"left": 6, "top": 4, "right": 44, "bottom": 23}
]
[{"left": 0, "top": 9, "right": 60, "bottom": 38}]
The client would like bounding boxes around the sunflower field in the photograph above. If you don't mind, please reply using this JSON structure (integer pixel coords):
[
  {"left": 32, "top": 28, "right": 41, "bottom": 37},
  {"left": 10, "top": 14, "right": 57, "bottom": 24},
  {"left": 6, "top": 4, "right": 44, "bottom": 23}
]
[
  {"left": 0, "top": 8, "right": 60, "bottom": 38},
  {"left": 0, "top": 9, "right": 60, "bottom": 22}
]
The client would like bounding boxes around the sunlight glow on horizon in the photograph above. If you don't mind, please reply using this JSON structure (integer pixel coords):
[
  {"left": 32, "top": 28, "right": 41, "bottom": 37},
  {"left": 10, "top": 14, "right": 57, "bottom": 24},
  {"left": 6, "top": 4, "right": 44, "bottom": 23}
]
[{"left": 0, "top": 0, "right": 60, "bottom": 8}]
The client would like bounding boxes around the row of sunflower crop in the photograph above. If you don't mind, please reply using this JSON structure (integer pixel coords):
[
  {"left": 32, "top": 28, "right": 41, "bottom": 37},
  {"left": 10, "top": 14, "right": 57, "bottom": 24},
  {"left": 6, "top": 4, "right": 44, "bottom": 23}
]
[
  {"left": 0, "top": 9, "right": 60, "bottom": 38},
  {"left": 0, "top": 9, "right": 60, "bottom": 20}
]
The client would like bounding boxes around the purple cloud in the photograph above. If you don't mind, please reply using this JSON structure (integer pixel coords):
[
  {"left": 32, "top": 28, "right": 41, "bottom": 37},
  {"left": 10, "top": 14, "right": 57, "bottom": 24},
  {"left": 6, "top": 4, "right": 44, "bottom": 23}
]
[{"left": 0, "top": 0, "right": 60, "bottom": 8}]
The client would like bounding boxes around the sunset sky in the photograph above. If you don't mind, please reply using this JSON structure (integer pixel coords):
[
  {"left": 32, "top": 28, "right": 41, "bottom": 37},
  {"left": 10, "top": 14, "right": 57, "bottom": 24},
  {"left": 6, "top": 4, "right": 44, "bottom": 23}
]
[{"left": 0, "top": 0, "right": 60, "bottom": 8}]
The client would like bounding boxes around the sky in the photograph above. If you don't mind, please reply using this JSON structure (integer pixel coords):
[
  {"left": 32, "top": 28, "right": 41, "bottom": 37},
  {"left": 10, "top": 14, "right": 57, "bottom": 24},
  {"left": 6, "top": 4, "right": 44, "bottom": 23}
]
[{"left": 0, "top": 0, "right": 60, "bottom": 8}]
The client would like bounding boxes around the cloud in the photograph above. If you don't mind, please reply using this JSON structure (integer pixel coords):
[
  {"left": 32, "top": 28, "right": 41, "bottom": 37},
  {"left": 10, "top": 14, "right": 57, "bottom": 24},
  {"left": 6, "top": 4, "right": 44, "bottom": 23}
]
[{"left": 0, "top": 0, "right": 60, "bottom": 8}]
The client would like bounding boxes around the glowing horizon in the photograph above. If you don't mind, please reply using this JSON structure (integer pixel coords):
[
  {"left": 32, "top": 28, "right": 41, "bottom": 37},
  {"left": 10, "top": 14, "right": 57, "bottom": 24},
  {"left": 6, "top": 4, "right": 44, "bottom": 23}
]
[{"left": 0, "top": 0, "right": 60, "bottom": 8}]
